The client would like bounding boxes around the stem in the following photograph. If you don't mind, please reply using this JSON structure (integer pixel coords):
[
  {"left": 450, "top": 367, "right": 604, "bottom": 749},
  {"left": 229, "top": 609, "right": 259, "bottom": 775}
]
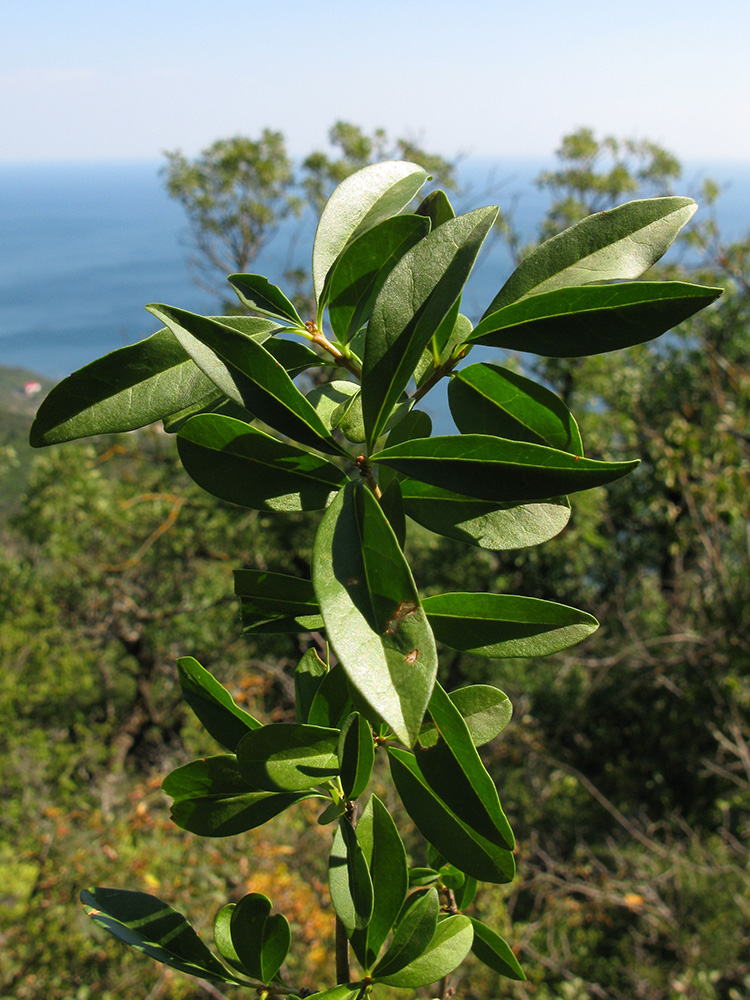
[
  {"left": 355, "top": 455, "right": 382, "bottom": 500},
  {"left": 335, "top": 915, "right": 351, "bottom": 985},
  {"left": 412, "top": 349, "right": 465, "bottom": 405},
  {"left": 306, "top": 321, "right": 362, "bottom": 379}
]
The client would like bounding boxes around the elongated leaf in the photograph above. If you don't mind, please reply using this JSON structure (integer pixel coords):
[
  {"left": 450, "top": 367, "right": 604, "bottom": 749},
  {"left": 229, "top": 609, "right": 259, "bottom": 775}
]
[
  {"left": 422, "top": 592, "right": 598, "bottom": 657},
  {"left": 470, "top": 918, "right": 526, "bottom": 981},
  {"left": 485, "top": 196, "right": 698, "bottom": 313},
  {"left": 470, "top": 281, "right": 722, "bottom": 357},
  {"left": 234, "top": 569, "right": 322, "bottom": 634},
  {"left": 415, "top": 683, "right": 514, "bottom": 850},
  {"left": 378, "top": 410, "right": 433, "bottom": 492},
  {"left": 414, "top": 309, "right": 471, "bottom": 389},
  {"left": 307, "top": 663, "right": 354, "bottom": 729},
  {"left": 177, "top": 656, "right": 260, "bottom": 752},
  {"left": 237, "top": 724, "right": 340, "bottom": 791},
  {"left": 228, "top": 273, "right": 304, "bottom": 326},
  {"left": 362, "top": 206, "right": 498, "bottom": 448},
  {"left": 415, "top": 189, "right": 455, "bottom": 229},
  {"left": 449, "top": 363, "right": 583, "bottom": 454},
  {"left": 401, "top": 479, "right": 571, "bottom": 549},
  {"left": 306, "top": 985, "right": 361, "bottom": 1000},
  {"left": 149, "top": 305, "right": 341, "bottom": 454},
  {"left": 374, "top": 914, "right": 473, "bottom": 988},
  {"left": 177, "top": 414, "right": 347, "bottom": 512},
  {"left": 371, "top": 888, "right": 438, "bottom": 979},
  {"left": 81, "top": 888, "right": 241, "bottom": 985},
  {"left": 350, "top": 795, "right": 408, "bottom": 970},
  {"left": 230, "top": 893, "right": 291, "bottom": 983},
  {"left": 294, "top": 649, "right": 328, "bottom": 724},
  {"left": 313, "top": 161, "right": 429, "bottom": 305},
  {"left": 264, "top": 336, "right": 328, "bottom": 375},
  {"left": 379, "top": 478, "right": 406, "bottom": 548},
  {"left": 453, "top": 875, "right": 477, "bottom": 911},
  {"left": 329, "top": 819, "right": 374, "bottom": 933},
  {"left": 327, "top": 215, "right": 430, "bottom": 344},
  {"left": 312, "top": 481, "right": 437, "bottom": 746},
  {"left": 373, "top": 435, "right": 638, "bottom": 503},
  {"left": 388, "top": 748, "right": 515, "bottom": 883},
  {"left": 338, "top": 713, "right": 375, "bottom": 800}
]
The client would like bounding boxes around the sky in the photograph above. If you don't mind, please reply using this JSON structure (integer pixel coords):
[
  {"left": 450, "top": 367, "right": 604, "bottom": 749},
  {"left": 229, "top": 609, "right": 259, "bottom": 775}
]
[{"left": 1, "top": 0, "right": 749, "bottom": 165}]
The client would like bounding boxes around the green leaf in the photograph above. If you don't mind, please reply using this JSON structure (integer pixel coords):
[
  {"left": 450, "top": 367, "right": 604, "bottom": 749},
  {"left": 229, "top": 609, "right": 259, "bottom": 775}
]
[
  {"left": 470, "top": 918, "right": 526, "bottom": 980},
  {"left": 453, "top": 875, "right": 477, "bottom": 911},
  {"left": 415, "top": 682, "right": 514, "bottom": 850},
  {"left": 230, "top": 893, "right": 291, "bottom": 983},
  {"left": 312, "top": 481, "right": 437, "bottom": 746},
  {"left": 379, "top": 478, "right": 406, "bottom": 549},
  {"left": 362, "top": 206, "right": 498, "bottom": 449},
  {"left": 350, "top": 795, "right": 409, "bottom": 971},
  {"left": 371, "top": 888, "right": 438, "bottom": 979},
  {"left": 388, "top": 748, "right": 515, "bottom": 883},
  {"left": 306, "top": 380, "right": 360, "bottom": 432},
  {"left": 329, "top": 819, "right": 374, "bottom": 933},
  {"left": 422, "top": 592, "right": 599, "bottom": 657},
  {"left": 177, "top": 414, "right": 347, "bottom": 512},
  {"left": 449, "top": 363, "right": 583, "bottom": 454},
  {"left": 306, "top": 986, "right": 361, "bottom": 1000},
  {"left": 401, "top": 479, "right": 571, "bottom": 550},
  {"left": 307, "top": 663, "right": 354, "bottom": 729},
  {"left": 373, "top": 434, "right": 638, "bottom": 503},
  {"left": 338, "top": 713, "right": 375, "bottom": 799},
  {"left": 236, "top": 724, "right": 340, "bottom": 791},
  {"left": 485, "top": 196, "right": 698, "bottom": 313},
  {"left": 414, "top": 309, "right": 471, "bottom": 389},
  {"left": 177, "top": 656, "right": 260, "bottom": 752},
  {"left": 327, "top": 215, "right": 430, "bottom": 344},
  {"left": 234, "top": 569, "right": 323, "bottom": 634},
  {"left": 228, "top": 273, "right": 304, "bottom": 326},
  {"left": 80, "top": 888, "right": 241, "bottom": 985},
  {"left": 378, "top": 410, "right": 433, "bottom": 492},
  {"left": 419, "top": 686, "right": 512, "bottom": 749},
  {"left": 313, "top": 161, "right": 429, "bottom": 306},
  {"left": 335, "top": 389, "right": 367, "bottom": 444},
  {"left": 469, "top": 281, "right": 722, "bottom": 357},
  {"left": 294, "top": 649, "right": 328, "bottom": 724},
  {"left": 263, "top": 336, "right": 327, "bottom": 376},
  {"left": 162, "top": 755, "right": 312, "bottom": 837},
  {"left": 148, "top": 305, "right": 341, "bottom": 454},
  {"left": 408, "top": 868, "right": 440, "bottom": 887},
  {"left": 374, "top": 913, "right": 473, "bottom": 988},
  {"left": 415, "top": 189, "right": 456, "bottom": 229},
  {"left": 214, "top": 904, "right": 246, "bottom": 976}
]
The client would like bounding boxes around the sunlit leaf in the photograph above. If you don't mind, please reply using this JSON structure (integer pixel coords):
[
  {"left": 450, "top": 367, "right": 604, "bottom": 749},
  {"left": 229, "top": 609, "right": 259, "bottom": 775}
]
[
  {"left": 228, "top": 273, "right": 304, "bottom": 326},
  {"left": 237, "top": 724, "right": 340, "bottom": 791},
  {"left": 374, "top": 913, "right": 473, "bottom": 988},
  {"left": 177, "top": 656, "right": 260, "bottom": 752},
  {"left": 470, "top": 918, "right": 526, "bottom": 980}
]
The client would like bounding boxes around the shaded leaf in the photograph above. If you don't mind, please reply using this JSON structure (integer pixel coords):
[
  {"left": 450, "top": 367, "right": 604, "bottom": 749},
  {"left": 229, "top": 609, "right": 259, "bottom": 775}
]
[
  {"left": 230, "top": 893, "right": 291, "bottom": 983},
  {"left": 306, "top": 380, "right": 360, "bottom": 431},
  {"left": 295, "top": 649, "right": 328, "bottom": 725},
  {"left": 234, "top": 569, "right": 323, "bottom": 634},
  {"left": 307, "top": 663, "right": 354, "bottom": 729},
  {"left": 470, "top": 918, "right": 526, "bottom": 980},
  {"left": 177, "top": 656, "right": 260, "bottom": 752},
  {"left": 228, "top": 273, "right": 304, "bottom": 326},
  {"left": 338, "top": 712, "right": 375, "bottom": 799},
  {"left": 237, "top": 724, "right": 340, "bottom": 791},
  {"left": 415, "top": 189, "right": 456, "bottom": 229},
  {"left": 329, "top": 820, "right": 374, "bottom": 933}
]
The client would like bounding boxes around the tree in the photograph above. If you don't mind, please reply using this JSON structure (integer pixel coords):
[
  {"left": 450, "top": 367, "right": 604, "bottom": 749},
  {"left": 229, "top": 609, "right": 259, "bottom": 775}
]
[{"left": 29, "top": 160, "right": 719, "bottom": 997}]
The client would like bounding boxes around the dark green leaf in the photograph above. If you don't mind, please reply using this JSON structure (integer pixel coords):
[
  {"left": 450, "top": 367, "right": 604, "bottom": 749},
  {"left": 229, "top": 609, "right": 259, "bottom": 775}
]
[
  {"left": 338, "top": 713, "right": 375, "bottom": 800},
  {"left": 295, "top": 649, "right": 328, "bottom": 725},
  {"left": 453, "top": 875, "right": 477, "bottom": 911},
  {"left": 228, "top": 273, "right": 304, "bottom": 326},
  {"left": 307, "top": 663, "right": 354, "bottom": 729},
  {"left": 177, "top": 656, "right": 260, "bottom": 752},
  {"left": 374, "top": 913, "right": 473, "bottom": 988},
  {"left": 327, "top": 215, "right": 430, "bottom": 344},
  {"left": 313, "top": 161, "right": 429, "bottom": 306},
  {"left": 408, "top": 868, "right": 440, "bottom": 887},
  {"left": 485, "top": 196, "right": 698, "bottom": 313},
  {"left": 470, "top": 918, "right": 526, "bottom": 980},
  {"left": 422, "top": 592, "right": 598, "bottom": 657},
  {"left": 312, "top": 481, "right": 437, "bottom": 746},
  {"left": 414, "top": 309, "right": 472, "bottom": 389},
  {"left": 80, "top": 888, "right": 240, "bottom": 985},
  {"left": 378, "top": 410, "right": 433, "bottom": 493},
  {"left": 449, "top": 363, "right": 583, "bottom": 454},
  {"left": 415, "top": 189, "right": 456, "bottom": 229},
  {"left": 237, "top": 724, "right": 340, "bottom": 791},
  {"left": 362, "top": 206, "right": 498, "bottom": 448},
  {"left": 177, "top": 414, "right": 347, "bottom": 512},
  {"left": 469, "top": 281, "right": 722, "bottom": 357},
  {"left": 372, "top": 434, "right": 638, "bottom": 503},
  {"left": 234, "top": 569, "right": 322, "bottom": 634},
  {"left": 371, "top": 888, "right": 438, "bottom": 979},
  {"left": 230, "top": 893, "right": 291, "bottom": 983},
  {"left": 263, "top": 336, "right": 327, "bottom": 375},
  {"left": 388, "top": 748, "right": 515, "bottom": 883},
  {"left": 329, "top": 819, "right": 374, "bottom": 933},
  {"left": 379, "top": 478, "right": 406, "bottom": 548}
]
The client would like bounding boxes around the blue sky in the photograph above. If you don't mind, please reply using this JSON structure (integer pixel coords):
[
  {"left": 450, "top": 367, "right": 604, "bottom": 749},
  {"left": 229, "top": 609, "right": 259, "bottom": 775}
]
[{"left": 2, "top": 0, "right": 749, "bottom": 164}]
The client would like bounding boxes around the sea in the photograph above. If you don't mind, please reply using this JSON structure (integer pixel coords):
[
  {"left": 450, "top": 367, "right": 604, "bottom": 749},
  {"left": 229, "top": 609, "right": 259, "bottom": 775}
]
[{"left": 1, "top": 157, "right": 749, "bottom": 382}]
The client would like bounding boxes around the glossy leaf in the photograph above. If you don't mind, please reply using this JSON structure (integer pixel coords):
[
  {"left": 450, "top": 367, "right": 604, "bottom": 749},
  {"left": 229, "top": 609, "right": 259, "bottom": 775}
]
[
  {"left": 148, "top": 304, "right": 341, "bottom": 454},
  {"left": 453, "top": 875, "right": 478, "bottom": 911},
  {"left": 327, "top": 215, "right": 430, "bottom": 344},
  {"left": 237, "top": 724, "right": 340, "bottom": 791},
  {"left": 294, "top": 649, "right": 328, "bottom": 725},
  {"left": 485, "top": 196, "right": 698, "bottom": 313},
  {"left": 469, "top": 281, "right": 722, "bottom": 357},
  {"left": 306, "top": 380, "right": 360, "bottom": 431},
  {"left": 422, "top": 592, "right": 598, "bottom": 657},
  {"left": 350, "top": 795, "right": 409, "bottom": 970},
  {"left": 388, "top": 748, "right": 515, "bottom": 883},
  {"left": 415, "top": 189, "right": 456, "bottom": 229},
  {"left": 312, "top": 481, "right": 437, "bottom": 746},
  {"left": 378, "top": 410, "right": 433, "bottom": 493},
  {"left": 213, "top": 904, "right": 246, "bottom": 976},
  {"left": 234, "top": 569, "right": 323, "bottom": 634},
  {"left": 307, "top": 663, "right": 354, "bottom": 729},
  {"left": 470, "top": 918, "right": 526, "bottom": 980},
  {"left": 371, "top": 888, "right": 438, "bottom": 979},
  {"left": 373, "top": 434, "right": 638, "bottom": 503},
  {"left": 313, "top": 160, "right": 428, "bottom": 306},
  {"left": 337, "top": 712, "right": 375, "bottom": 800},
  {"left": 230, "top": 892, "right": 291, "bottom": 983},
  {"left": 449, "top": 363, "right": 583, "bottom": 454},
  {"left": 415, "top": 682, "right": 514, "bottom": 850},
  {"left": 177, "top": 656, "right": 260, "bottom": 752},
  {"left": 177, "top": 414, "right": 347, "bottom": 512},
  {"left": 362, "top": 206, "right": 497, "bottom": 449},
  {"left": 80, "top": 888, "right": 240, "bottom": 985},
  {"left": 401, "top": 479, "right": 571, "bottom": 549},
  {"left": 306, "top": 986, "right": 361, "bottom": 1000},
  {"left": 228, "top": 273, "right": 304, "bottom": 326},
  {"left": 264, "top": 336, "right": 328, "bottom": 375},
  {"left": 419, "top": 686, "right": 512, "bottom": 749},
  {"left": 374, "top": 913, "right": 474, "bottom": 988},
  {"left": 335, "top": 389, "right": 367, "bottom": 443},
  {"left": 329, "top": 819, "right": 374, "bottom": 933}
]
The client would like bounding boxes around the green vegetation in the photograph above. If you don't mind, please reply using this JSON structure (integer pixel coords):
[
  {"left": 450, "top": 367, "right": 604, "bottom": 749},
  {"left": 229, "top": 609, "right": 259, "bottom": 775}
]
[{"left": 1, "top": 129, "right": 748, "bottom": 1000}]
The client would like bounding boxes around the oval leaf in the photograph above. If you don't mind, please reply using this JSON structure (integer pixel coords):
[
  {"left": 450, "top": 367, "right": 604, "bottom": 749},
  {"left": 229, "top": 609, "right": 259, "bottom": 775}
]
[
  {"left": 470, "top": 918, "right": 526, "bottom": 981},
  {"left": 228, "top": 273, "right": 304, "bottom": 326},
  {"left": 230, "top": 892, "right": 291, "bottom": 984},
  {"left": 177, "top": 656, "right": 260, "bottom": 752},
  {"left": 371, "top": 888, "right": 439, "bottom": 979},
  {"left": 374, "top": 913, "right": 474, "bottom": 988},
  {"left": 237, "top": 723, "right": 340, "bottom": 791}
]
